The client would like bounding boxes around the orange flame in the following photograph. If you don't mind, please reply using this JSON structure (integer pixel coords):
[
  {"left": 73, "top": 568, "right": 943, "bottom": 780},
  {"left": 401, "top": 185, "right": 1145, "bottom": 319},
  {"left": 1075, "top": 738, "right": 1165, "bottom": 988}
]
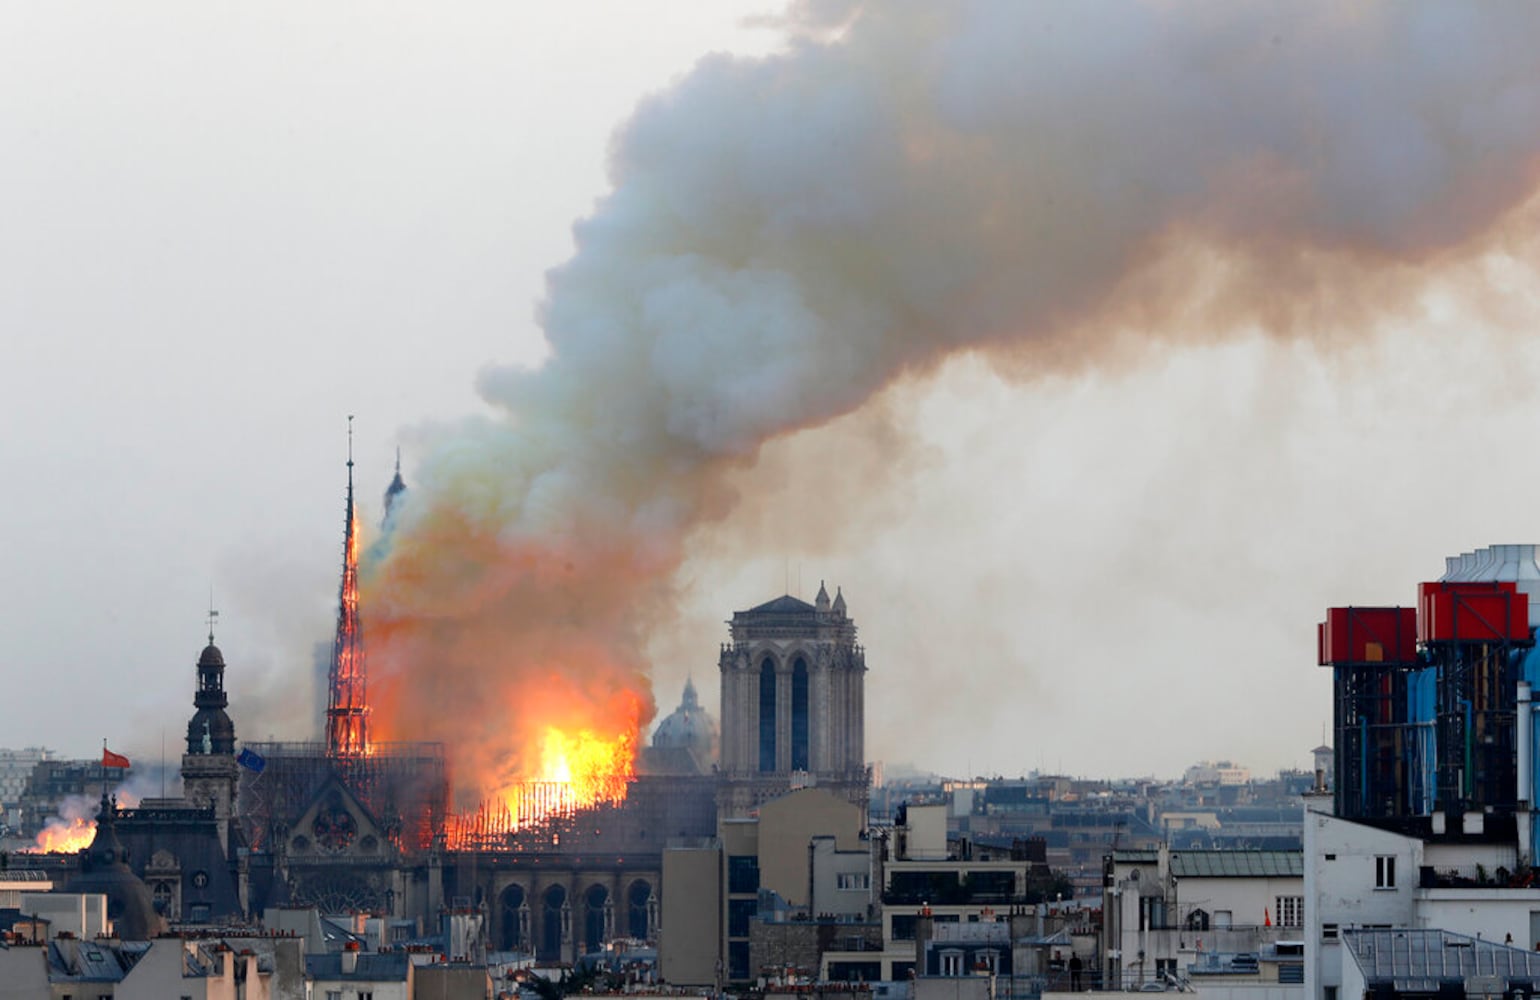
[
  {"left": 328, "top": 505, "right": 370, "bottom": 756},
  {"left": 25, "top": 815, "right": 95, "bottom": 854},
  {"left": 22, "top": 791, "right": 141, "bottom": 854},
  {"left": 439, "top": 688, "right": 644, "bottom": 847}
]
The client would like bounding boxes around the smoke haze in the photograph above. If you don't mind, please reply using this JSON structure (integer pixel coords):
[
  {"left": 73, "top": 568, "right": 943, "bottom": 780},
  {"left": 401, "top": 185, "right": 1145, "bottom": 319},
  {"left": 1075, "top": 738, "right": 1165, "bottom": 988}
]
[{"left": 361, "top": 1, "right": 1540, "bottom": 793}]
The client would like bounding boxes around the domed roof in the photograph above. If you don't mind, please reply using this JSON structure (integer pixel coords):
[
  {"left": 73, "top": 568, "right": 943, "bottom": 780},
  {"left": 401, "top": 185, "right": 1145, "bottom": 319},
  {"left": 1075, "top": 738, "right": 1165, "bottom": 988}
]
[
  {"left": 652, "top": 679, "right": 718, "bottom": 756},
  {"left": 65, "top": 795, "right": 165, "bottom": 940},
  {"left": 198, "top": 642, "right": 225, "bottom": 668}
]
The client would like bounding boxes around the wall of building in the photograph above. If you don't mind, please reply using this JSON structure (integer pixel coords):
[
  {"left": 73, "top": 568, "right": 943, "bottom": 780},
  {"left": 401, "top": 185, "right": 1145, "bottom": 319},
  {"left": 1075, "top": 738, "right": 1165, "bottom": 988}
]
[
  {"left": 1176, "top": 876, "right": 1305, "bottom": 930},
  {"left": 1304, "top": 809, "right": 1419, "bottom": 1000},
  {"left": 0, "top": 945, "right": 48, "bottom": 996},
  {"left": 759, "top": 788, "right": 864, "bottom": 909},
  {"left": 752, "top": 919, "right": 882, "bottom": 981},
  {"left": 901, "top": 805, "right": 948, "bottom": 861},
  {"left": 18, "top": 891, "right": 106, "bottom": 939},
  {"left": 811, "top": 836, "right": 872, "bottom": 920},
  {"left": 660, "top": 845, "right": 721, "bottom": 986},
  {"left": 414, "top": 964, "right": 495, "bottom": 999},
  {"left": 1413, "top": 889, "right": 1540, "bottom": 945}
]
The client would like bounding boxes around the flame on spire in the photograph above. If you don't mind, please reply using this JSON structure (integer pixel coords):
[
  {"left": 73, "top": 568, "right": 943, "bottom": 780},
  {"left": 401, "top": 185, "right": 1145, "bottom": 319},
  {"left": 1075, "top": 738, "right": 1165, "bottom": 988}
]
[{"left": 327, "top": 417, "right": 370, "bottom": 756}]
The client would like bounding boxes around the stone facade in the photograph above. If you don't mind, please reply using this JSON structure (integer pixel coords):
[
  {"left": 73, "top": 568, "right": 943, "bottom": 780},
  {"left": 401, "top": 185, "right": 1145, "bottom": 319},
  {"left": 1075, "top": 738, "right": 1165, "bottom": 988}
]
[{"left": 718, "top": 586, "right": 869, "bottom": 818}]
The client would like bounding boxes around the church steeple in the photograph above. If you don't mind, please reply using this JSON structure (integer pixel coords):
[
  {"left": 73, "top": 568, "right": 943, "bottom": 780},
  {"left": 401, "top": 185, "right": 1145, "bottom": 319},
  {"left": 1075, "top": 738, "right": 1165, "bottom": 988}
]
[
  {"left": 327, "top": 417, "right": 370, "bottom": 756},
  {"left": 383, "top": 446, "right": 407, "bottom": 525},
  {"left": 187, "top": 608, "right": 236, "bottom": 756}
]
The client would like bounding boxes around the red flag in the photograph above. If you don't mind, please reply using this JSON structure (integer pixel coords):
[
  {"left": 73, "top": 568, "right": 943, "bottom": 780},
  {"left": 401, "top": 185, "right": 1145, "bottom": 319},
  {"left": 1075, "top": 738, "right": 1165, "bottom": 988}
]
[
  {"left": 102, "top": 748, "right": 130, "bottom": 769},
  {"left": 1264, "top": 907, "right": 1272, "bottom": 927}
]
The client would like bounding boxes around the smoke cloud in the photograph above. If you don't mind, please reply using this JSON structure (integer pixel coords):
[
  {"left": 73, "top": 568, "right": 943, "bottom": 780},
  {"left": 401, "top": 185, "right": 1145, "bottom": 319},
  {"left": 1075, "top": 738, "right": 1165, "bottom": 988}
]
[{"left": 362, "top": 1, "right": 1540, "bottom": 797}]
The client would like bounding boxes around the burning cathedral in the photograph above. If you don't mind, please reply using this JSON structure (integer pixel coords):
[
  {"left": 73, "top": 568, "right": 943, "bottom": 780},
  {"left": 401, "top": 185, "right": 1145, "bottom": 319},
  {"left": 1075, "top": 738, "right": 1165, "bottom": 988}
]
[{"left": 50, "top": 441, "right": 868, "bottom": 963}]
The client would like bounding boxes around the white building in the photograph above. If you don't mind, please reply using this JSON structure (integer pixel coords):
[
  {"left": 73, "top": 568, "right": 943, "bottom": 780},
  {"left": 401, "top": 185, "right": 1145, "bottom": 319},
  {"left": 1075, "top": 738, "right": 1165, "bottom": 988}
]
[
  {"left": 1103, "top": 846, "right": 1305, "bottom": 992},
  {"left": 1305, "top": 802, "right": 1540, "bottom": 1000}
]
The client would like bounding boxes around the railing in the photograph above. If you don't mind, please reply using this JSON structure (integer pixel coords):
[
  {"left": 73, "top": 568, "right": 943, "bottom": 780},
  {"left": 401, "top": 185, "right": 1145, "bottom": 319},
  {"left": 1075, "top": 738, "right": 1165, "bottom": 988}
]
[{"left": 1418, "top": 862, "right": 1531, "bottom": 889}]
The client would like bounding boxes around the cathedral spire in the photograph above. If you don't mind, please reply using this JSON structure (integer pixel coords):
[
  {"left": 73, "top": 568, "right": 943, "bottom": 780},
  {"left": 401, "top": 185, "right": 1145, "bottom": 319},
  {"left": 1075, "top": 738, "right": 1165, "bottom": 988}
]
[
  {"left": 383, "top": 444, "right": 407, "bottom": 525},
  {"left": 327, "top": 416, "right": 370, "bottom": 756}
]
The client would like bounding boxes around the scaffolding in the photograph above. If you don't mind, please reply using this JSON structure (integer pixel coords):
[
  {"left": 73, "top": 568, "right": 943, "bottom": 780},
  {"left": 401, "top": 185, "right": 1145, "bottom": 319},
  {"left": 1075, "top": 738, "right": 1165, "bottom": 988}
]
[
  {"left": 1320, "top": 607, "right": 1423, "bottom": 820},
  {"left": 238, "top": 741, "right": 448, "bottom": 852}
]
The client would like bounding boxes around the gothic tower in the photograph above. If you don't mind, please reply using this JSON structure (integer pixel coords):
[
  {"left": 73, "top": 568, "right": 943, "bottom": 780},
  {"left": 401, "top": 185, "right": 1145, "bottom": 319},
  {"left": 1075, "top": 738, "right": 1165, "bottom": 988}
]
[
  {"left": 182, "top": 633, "right": 240, "bottom": 852},
  {"left": 327, "top": 419, "right": 370, "bottom": 756},
  {"left": 717, "top": 583, "right": 868, "bottom": 818}
]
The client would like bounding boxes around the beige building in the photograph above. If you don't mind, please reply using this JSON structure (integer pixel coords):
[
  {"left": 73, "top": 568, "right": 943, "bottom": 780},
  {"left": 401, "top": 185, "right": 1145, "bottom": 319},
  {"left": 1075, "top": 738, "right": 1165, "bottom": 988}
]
[{"left": 660, "top": 787, "right": 872, "bottom": 987}]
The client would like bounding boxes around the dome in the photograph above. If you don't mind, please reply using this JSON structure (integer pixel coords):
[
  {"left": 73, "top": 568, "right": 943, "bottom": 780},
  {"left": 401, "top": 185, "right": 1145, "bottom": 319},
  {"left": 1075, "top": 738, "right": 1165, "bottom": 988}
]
[
  {"left": 198, "top": 643, "right": 225, "bottom": 668},
  {"left": 187, "top": 708, "right": 237, "bottom": 755},
  {"left": 652, "top": 679, "right": 719, "bottom": 757},
  {"left": 65, "top": 796, "right": 165, "bottom": 940}
]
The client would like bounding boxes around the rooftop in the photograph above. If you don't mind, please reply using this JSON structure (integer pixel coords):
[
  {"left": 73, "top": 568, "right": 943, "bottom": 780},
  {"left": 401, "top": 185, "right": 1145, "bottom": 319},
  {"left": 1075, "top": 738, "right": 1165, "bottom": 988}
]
[{"left": 1344, "top": 928, "right": 1540, "bottom": 991}]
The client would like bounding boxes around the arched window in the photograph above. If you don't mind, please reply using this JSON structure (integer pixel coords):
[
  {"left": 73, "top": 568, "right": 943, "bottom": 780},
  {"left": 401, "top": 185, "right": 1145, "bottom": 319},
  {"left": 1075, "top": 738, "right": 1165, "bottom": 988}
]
[
  {"left": 759, "top": 657, "right": 777, "bottom": 772},
  {"left": 541, "top": 885, "right": 566, "bottom": 960},
  {"left": 499, "top": 884, "right": 526, "bottom": 951},
  {"left": 791, "top": 656, "right": 809, "bottom": 771},
  {"left": 583, "top": 884, "right": 609, "bottom": 955},
  {"left": 627, "top": 880, "right": 652, "bottom": 940}
]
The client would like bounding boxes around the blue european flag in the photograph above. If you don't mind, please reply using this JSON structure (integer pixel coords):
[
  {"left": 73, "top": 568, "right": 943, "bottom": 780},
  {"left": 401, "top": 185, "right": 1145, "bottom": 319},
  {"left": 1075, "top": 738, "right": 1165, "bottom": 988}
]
[{"left": 236, "top": 747, "right": 266, "bottom": 774}]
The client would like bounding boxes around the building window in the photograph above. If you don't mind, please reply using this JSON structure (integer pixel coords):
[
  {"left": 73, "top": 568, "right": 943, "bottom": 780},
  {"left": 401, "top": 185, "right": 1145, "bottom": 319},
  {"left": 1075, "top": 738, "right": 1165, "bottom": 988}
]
[
  {"left": 890, "top": 914, "right": 918, "bottom": 941},
  {"left": 1325, "top": 987, "right": 1338, "bottom": 1000},
  {"left": 791, "top": 657, "right": 809, "bottom": 771},
  {"left": 978, "top": 950, "right": 999, "bottom": 974},
  {"left": 729, "top": 940, "right": 751, "bottom": 980},
  {"left": 326, "top": 993, "right": 342, "bottom": 1000},
  {"left": 1275, "top": 896, "right": 1303, "bottom": 927},
  {"left": 1375, "top": 855, "right": 1396, "bottom": 889},
  {"left": 941, "top": 950, "right": 964, "bottom": 976},
  {"left": 359, "top": 994, "right": 374, "bottom": 1000},
  {"left": 1322, "top": 923, "right": 1339, "bottom": 940},
  {"left": 837, "top": 873, "right": 870, "bottom": 891},
  {"left": 729, "top": 898, "right": 756, "bottom": 938},
  {"left": 728, "top": 855, "right": 759, "bottom": 894},
  {"left": 759, "top": 658, "right": 777, "bottom": 772}
]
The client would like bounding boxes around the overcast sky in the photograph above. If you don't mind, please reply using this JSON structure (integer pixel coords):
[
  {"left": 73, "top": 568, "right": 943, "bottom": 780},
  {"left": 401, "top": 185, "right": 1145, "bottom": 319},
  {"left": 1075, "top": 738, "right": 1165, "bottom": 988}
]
[{"left": 4, "top": 2, "right": 1540, "bottom": 783}]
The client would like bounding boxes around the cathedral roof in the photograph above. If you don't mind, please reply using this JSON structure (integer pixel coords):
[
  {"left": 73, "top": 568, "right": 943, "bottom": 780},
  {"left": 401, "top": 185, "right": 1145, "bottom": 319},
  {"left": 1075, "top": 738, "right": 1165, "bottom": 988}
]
[
  {"left": 746, "top": 594, "right": 817, "bottom": 615},
  {"left": 198, "top": 642, "right": 225, "bottom": 668}
]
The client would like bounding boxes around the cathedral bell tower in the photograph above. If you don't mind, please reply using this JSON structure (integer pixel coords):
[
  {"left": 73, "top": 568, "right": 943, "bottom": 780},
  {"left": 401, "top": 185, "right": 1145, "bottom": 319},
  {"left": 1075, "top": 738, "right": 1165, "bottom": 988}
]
[
  {"left": 182, "top": 629, "right": 240, "bottom": 853},
  {"left": 717, "top": 583, "right": 868, "bottom": 818}
]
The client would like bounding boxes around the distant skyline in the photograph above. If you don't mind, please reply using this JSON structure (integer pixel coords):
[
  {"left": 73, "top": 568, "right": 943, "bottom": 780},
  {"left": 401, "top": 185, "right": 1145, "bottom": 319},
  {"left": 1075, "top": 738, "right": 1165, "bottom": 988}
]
[{"left": 5, "top": 3, "right": 1540, "bottom": 782}]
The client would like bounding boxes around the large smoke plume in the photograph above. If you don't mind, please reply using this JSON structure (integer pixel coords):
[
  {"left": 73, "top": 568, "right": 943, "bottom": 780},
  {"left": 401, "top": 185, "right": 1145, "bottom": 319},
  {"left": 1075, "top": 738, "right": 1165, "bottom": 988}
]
[{"left": 362, "top": 1, "right": 1540, "bottom": 797}]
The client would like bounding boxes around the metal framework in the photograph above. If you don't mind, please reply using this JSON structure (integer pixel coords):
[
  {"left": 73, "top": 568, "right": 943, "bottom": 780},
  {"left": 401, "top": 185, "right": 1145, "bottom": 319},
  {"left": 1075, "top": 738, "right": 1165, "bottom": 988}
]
[
  {"left": 1333, "top": 662, "right": 1420, "bottom": 819},
  {"left": 237, "top": 740, "right": 448, "bottom": 852},
  {"left": 1430, "top": 639, "right": 1524, "bottom": 812}
]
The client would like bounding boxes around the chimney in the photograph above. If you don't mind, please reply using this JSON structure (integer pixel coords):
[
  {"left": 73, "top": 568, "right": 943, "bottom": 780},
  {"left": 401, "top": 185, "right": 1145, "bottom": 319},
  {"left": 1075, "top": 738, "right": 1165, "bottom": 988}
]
[{"left": 342, "top": 939, "right": 360, "bottom": 975}]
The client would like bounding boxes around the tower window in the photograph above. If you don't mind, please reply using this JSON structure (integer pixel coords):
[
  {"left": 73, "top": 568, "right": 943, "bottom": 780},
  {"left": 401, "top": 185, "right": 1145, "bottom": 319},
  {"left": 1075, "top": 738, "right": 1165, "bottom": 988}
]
[
  {"left": 759, "top": 658, "right": 777, "bottom": 772},
  {"left": 791, "top": 657, "right": 809, "bottom": 771}
]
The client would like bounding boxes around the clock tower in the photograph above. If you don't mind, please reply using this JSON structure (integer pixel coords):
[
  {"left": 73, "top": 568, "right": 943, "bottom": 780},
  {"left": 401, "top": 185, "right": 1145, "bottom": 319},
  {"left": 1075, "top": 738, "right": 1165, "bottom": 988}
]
[{"left": 182, "top": 632, "right": 240, "bottom": 853}]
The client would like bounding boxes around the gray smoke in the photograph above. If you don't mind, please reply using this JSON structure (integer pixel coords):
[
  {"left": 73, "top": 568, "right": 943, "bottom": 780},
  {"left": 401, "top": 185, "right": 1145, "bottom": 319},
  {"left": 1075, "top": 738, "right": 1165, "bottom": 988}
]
[{"left": 364, "top": 1, "right": 1540, "bottom": 793}]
